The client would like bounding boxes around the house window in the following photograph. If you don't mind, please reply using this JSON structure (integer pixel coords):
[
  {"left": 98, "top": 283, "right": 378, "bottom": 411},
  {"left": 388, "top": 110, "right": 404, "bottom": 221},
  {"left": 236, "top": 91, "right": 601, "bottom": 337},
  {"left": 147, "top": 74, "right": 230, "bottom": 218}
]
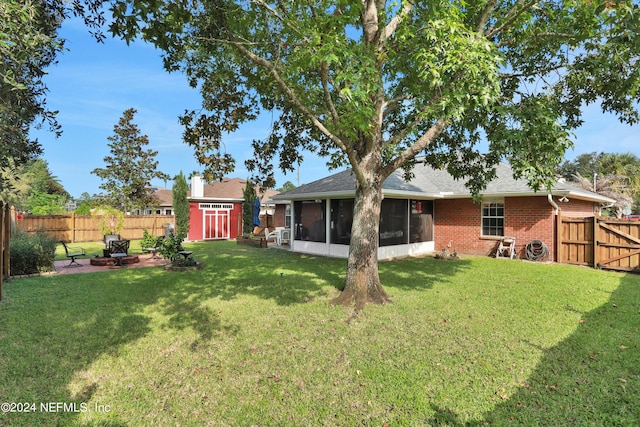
[
  {"left": 284, "top": 204, "right": 292, "bottom": 228},
  {"left": 199, "top": 203, "right": 234, "bottom": 210},
  {"left": 482, "top": 201, "right": 504, "bottom": 236}
]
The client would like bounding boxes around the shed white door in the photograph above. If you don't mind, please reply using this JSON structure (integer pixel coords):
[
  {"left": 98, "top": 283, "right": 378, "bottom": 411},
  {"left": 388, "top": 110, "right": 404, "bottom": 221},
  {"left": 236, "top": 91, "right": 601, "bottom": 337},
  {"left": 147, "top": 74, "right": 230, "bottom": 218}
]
[{"left": 203, "top": 210, "right": 229, "bottom": 239}]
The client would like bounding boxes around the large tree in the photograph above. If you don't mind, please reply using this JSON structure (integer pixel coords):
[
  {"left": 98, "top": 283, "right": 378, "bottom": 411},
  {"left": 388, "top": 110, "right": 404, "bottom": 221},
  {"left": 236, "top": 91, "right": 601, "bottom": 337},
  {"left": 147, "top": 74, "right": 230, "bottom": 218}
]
[
  {"left": 1, "top": 0, "right": 60, "bottom": 195},
  {"left": 108, "top": 0, "right": 640, "bottom": 309},
  {"left": 0, "top": 158, "right": 69, "bottom": 211},
  {"left": 1, "top": 0, "right": 104, "bottom": 196},
  {"left": 92, "top": 108, "right": 170, "bottom": 212},
  {"left": 559, "top": 152, "right": 640, "bottom": 214}
]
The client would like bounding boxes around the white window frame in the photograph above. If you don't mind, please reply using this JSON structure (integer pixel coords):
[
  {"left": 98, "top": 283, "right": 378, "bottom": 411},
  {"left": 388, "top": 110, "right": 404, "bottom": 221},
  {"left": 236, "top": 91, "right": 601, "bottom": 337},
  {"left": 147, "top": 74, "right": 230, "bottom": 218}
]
[
  {"left": 481, "top": 200, "right": 504, "bottom": 237},
  {"left": 285, "top": 204, "right": 292, "bottom": 228},
  {"left": 199, "top": 203, "right": 234, "bottom": 210}
]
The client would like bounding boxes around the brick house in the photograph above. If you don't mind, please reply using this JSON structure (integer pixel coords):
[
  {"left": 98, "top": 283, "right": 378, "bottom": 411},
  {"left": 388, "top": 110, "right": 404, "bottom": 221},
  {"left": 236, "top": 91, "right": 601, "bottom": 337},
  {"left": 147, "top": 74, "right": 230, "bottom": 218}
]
[{"left": 270, "top": 160, "right": 614, "bottom": 261}]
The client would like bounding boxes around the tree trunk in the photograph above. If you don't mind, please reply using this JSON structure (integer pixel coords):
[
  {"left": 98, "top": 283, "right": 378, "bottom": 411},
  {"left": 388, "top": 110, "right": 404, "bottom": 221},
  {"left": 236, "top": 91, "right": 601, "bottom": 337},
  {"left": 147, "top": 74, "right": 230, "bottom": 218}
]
[{"left": 330, "top": 178, "right": 392, "bottom": 310}]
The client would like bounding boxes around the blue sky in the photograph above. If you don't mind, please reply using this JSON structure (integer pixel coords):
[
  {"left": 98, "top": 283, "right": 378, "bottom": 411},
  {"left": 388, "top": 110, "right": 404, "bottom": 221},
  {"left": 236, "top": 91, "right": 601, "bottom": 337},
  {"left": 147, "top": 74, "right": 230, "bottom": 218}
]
[{"left": 32, "top": 18, "right": 639, "bottom": 199}]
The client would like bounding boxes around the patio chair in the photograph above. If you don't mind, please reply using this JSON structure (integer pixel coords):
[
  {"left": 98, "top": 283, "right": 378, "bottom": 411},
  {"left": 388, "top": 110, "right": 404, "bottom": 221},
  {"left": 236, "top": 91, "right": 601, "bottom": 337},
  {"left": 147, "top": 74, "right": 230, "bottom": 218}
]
[
  {"left": 103, "top": 234, "right": 121, "bottom": 257},
  {"left": 60, "top": 241, "right": 86, "bottom": 267},
  {"left": 495, "top": 237, "right": 517, "bottom": 259},
  {"left": 109, "top": 239, "right": 130, "bottom": 255},
  {"left": 263, "top": 227, "right": 279, "bottom": 245},
  {"left": 109, "top": 240, "right": 130, "bottom": 267}
]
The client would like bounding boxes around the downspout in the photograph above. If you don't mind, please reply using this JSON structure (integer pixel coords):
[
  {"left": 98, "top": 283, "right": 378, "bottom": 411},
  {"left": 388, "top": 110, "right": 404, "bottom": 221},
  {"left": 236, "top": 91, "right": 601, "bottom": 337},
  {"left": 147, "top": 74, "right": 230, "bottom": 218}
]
[
  {"left": 599, "top": 201, "right": 616, "bottom": 216},
  {"left": 548, "top": 194, "right": 560, "bottom": 264},
  {"left": 547, "top": 194, "right": 559, "bottom": 215}
]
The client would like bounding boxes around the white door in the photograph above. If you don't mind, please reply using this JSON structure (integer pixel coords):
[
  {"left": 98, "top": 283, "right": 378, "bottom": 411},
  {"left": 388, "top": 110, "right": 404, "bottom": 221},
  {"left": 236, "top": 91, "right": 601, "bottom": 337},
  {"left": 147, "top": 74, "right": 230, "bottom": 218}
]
[{"left": 203, "top": 210, "right": 229, "bottom": 239}]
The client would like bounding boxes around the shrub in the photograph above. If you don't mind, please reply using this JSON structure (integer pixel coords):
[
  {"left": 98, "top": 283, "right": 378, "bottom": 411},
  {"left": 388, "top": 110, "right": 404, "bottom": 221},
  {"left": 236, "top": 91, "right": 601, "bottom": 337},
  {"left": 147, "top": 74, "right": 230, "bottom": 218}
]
[
  {"left": 157, "top": 231, "right": 184, "bottom": 263},
  {"left": 139, "top": 229, "right": 159, "bottom": 251},
  {"left": 10, "top": 229, "right": 57, "bottom": 276}
]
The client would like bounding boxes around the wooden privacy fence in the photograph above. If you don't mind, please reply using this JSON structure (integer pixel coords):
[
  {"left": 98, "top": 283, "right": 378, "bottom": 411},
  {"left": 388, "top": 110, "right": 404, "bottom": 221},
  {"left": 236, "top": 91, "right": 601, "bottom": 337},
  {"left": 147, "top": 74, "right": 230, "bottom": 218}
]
[
  {"left": 558, "top": 214, "right": 640, "bottom": 273},
  {"left": 16, "top": 213, "right": 175, "bottom": 243}
]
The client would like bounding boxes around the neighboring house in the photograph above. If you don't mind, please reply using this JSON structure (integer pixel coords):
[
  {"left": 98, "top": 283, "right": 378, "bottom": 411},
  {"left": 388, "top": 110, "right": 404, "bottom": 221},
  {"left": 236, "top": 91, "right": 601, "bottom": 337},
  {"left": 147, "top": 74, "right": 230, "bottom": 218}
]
[
  {"left": 271, "top": 160, "right": 615, "bottom": 261},
  {"left": 145, "top": 187, "right": 174, "bottom": 215},
  {"left": 186, "top": 175, "right": 279, "bottom": 241}
]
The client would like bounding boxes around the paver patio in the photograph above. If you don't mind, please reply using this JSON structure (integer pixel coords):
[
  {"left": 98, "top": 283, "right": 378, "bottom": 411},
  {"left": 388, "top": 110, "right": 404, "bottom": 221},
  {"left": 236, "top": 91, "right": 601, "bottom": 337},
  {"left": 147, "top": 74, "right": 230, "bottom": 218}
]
[{"left": 53, "top": 254, "right": 168, "bottom": 274}]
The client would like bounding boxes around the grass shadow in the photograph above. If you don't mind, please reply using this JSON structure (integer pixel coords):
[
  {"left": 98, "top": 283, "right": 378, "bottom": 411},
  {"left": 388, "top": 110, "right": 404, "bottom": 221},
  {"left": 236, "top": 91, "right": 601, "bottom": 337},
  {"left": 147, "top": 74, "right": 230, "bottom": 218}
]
[
  {"left": 476, "top": 271, "right": 640, "bottom": 425},
  {"left": 379, "top": 254, "right": 472, "bottom": 293},
  {"left": 0, "top": 271, "right": 160, "bottom": 425},
  {"left": 188, "top": 241, "right": 347, "bottom": 304}
]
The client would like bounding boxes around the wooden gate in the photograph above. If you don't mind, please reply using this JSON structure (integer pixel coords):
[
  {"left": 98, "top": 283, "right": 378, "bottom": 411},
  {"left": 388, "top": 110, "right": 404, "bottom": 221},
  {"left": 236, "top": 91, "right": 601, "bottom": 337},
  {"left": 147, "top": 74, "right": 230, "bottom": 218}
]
[
  {"left": 559, "top": 215, "right": 640, "bottom": 272},
  {"left": 594, "top": 217, "right": 640, "bottom": 272}
]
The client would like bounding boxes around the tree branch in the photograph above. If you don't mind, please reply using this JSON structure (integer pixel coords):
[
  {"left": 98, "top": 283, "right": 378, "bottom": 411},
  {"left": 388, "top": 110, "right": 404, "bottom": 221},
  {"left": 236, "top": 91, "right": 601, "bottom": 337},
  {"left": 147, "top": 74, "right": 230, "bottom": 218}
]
[
  {"left": 380, "top": 0, "right": 414, "bottom": 44},
  {"left": 252, "top": 0, "right": 309, "bottom": 42},
  {"left": 321, "top": 61, "right": 339, "bottom": 122},
  {"left": 497, "top": 32, "right": 576, "bottom": 48},
  {"left": 382, "top": 94, "right": 414, "bottom": 119},
  {"left": 383, "top": 90, "right": 442, "bottom": 148},
  {"left": 382, "top": 117, "right": 448, "bottom": 178},
  {"left": 227, "top": 39, "right": 368, "bottom": 185},
  {"left": 475, "top": 0, "right": 498, "bottom": 33},
  {"left": 500, "top": 61, "right": 565, "bottom": 79},
  {"left": 486, "top": 0, "right": 539, "bottom": 39},
  {"left": 361, "top": 0, "right": 379, "bottom": 44}
]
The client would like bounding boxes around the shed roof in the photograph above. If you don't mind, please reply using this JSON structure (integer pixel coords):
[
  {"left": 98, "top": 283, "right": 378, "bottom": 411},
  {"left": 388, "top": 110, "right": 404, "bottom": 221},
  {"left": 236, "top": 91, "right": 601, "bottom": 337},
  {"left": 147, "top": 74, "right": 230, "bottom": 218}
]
[{"left": 152, "top": 178, "right": 280, "bottom": 204}]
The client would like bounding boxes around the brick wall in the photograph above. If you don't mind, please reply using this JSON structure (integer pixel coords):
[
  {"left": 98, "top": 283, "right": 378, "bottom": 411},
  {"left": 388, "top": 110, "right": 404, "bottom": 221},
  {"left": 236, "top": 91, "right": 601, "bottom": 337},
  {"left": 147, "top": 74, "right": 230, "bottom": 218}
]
[
  {"left": 505, "top": 196, "right": 555, "bottom": 259},
  {"left": 434, "top": 196, "right": 558, "bottom": 259},
  {"left": 273, "top": 204, "right": 287, "bottom": 228},
  {"left": 558, "top": 199, "right": 597, "bottom": 217}
]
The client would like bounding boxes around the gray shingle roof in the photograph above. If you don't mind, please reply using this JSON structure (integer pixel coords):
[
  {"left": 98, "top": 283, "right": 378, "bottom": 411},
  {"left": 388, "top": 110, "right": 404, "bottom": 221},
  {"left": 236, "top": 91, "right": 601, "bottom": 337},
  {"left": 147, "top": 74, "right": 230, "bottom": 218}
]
[{"left": 273, "top": 161, "right": 614, "bottom": 204}]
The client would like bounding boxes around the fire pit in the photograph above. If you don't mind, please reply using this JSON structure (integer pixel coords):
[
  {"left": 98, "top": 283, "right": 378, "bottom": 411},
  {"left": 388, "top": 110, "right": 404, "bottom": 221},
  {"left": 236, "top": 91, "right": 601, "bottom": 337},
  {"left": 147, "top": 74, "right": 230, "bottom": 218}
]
[{"left": 90, "top": 255, "right": 140, "bottom": 266}]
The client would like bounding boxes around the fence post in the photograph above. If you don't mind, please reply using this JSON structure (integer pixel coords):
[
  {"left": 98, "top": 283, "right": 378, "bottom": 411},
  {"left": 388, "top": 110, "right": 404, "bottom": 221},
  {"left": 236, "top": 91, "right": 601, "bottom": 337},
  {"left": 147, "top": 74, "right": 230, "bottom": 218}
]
[{"left": 593, "top": 213, "right": 600, "bottom": 268}]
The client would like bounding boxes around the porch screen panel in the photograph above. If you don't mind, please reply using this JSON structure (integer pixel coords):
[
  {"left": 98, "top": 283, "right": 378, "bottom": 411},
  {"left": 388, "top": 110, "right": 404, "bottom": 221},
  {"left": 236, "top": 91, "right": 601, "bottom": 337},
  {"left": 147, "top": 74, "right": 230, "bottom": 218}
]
[
  {"left": 410, "top": 200, "right": 434, "bottom": 243},
  {"left": 330, "top": 199, "right": 354, "bottom": 245},
  {"left": 380, "top": 199, "right": 407, "bottom": 246},
  {"left": 294, "top": 200, "right": 326, "bottom": 242}
]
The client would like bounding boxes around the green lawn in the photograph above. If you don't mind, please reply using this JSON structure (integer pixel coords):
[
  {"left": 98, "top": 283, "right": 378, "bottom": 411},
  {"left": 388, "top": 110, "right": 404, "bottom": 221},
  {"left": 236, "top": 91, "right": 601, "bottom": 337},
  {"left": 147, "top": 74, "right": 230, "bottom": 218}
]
[{"left": 1, "top": 240, "right": 638, "bottom": 426}]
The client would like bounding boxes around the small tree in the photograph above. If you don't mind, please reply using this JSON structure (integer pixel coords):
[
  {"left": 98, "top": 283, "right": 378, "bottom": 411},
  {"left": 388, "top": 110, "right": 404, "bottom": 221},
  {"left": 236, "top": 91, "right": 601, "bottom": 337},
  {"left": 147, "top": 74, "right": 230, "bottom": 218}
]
[
  {"left": 172, "top": 171, "right": 190, "bottom": 240},
  {"left": 242, "top": 179, "right": 257, "bottom": 237},
  {"left": 92, "top": 205, "right": 124, "bottom": 236},
  {"left": 91, "top": 108, "right": 170, "bottom": 212}
]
